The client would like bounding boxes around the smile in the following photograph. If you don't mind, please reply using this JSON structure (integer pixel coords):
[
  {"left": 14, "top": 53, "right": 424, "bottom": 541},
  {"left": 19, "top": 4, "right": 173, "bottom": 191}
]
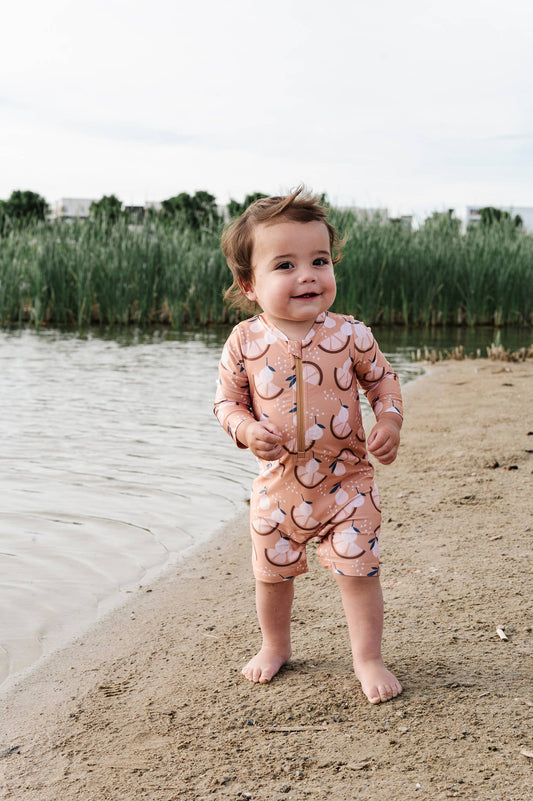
[{"left": 293, "top": 292, "right": 319, "bottom": 299}]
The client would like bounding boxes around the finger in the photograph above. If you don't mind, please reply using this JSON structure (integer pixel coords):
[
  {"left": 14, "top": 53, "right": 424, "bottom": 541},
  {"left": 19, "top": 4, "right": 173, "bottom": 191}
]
[
  {"left": 254, "top": 436, "right": 283, "bottom": 454},
  {"left": 367, "top": 431, "right": 378, "bottom": 447},
  {"left": 370, "top": 445, "right": 395, "bottom": 462},
  {"left": 368, "top": 428, "right": 386, "bottom": 447},
  {"left": 261, "top": 422, "right": 283, "bottom": 440},
  {"left": 265, "top": 440, "right": 284, "bottom": 454},
  {"left": 256, "top": 426, "right": 284, "bottom": 445},
  {"left": 256, "top": 434, "right": 283, "bottom": 451},
  {"left": 377, "top": 448, "right": 398, "bottom": 464},
  {"left": 368, "top": 436, "right": 389, "bottom": 455},
  {"left": 257, "top": 447, "right": 283, "bottom": 461}
]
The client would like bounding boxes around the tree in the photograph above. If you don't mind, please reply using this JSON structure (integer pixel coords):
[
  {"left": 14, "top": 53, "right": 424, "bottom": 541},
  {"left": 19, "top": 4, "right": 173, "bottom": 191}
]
[
  {"left": 2, "top": 190, "right": 49, "bottom": 227},
  {"left": 478, "top": 206, "right": 522, "bottom": 228},
  {"left": 0, "top": 201, "right": 7, "bottom": 234},
  {"left": 161, "top": 191, "right": 220, "bottom": 230},
  {"left": 89, "top": 195, "right": 123, "bottom": 223},
  {"left": 423, "top": 209, "right": 461, "bottom": 235},
  {"left": 227, "top": 192, "right": 268, "bottom": 218}
]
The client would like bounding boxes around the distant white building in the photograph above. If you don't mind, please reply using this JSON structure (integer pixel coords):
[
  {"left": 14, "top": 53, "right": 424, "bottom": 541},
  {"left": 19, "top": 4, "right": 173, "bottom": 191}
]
[
  {"left": 466, "top": 206, "right": 533, "bottom": 233},
  {"left": 50, "top": 198, "right": 95, "bottom": 221},
  {"left": 217, "top": 204, "right": 230, "bottom": 222}
]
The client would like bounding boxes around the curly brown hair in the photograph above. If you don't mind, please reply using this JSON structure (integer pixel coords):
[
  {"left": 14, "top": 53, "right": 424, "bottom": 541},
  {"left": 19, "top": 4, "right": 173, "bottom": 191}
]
[{"left": 221, "top": 186, "right": 343, "bottom": 313}]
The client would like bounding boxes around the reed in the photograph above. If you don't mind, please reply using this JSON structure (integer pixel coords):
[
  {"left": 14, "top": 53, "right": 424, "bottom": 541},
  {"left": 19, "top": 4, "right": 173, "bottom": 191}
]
[
  {"left": 331, "top": 210, "right": 533, "bottom": 327},
  {"left": 411, "top": 343, "right": 533, "bottom": 363},
  {"left": 0, "top": 212, "right": 532, "bottom": 329}
]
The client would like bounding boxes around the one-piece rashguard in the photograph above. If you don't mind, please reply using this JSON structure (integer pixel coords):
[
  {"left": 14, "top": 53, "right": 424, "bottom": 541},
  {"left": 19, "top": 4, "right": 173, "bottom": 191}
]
[{"left": 214, "top": 311, "right": 403, "bottom": 581}]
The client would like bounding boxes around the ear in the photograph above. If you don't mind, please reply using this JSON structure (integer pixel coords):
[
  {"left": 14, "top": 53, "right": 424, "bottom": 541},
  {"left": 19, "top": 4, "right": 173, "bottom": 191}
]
[{"left": 239, "top": 279, "right": 256, "bottom": 302}]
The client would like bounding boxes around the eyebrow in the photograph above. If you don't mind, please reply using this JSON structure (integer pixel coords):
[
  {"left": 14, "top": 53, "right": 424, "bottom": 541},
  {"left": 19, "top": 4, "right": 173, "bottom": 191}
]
[{"left": 273, "top": 249, "right": 331, "bottom": 260}]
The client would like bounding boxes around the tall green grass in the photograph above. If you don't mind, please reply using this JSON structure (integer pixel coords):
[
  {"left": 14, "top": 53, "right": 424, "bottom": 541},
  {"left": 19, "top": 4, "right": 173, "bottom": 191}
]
[
  {"left": 0, "top": 212, "right": 531, "bottom": 329},
  {"left": 0, "top": 219, "right": 239, "bottom": 329},
  {"left": 331, "top": 209, "right": 533, "bottom": 327}
]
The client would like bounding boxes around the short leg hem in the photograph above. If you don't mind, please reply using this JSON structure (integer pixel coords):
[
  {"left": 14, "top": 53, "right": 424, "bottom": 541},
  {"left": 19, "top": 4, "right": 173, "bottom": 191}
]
[{"left": 251, "top": 571, "right": 304, "bottom": 584}]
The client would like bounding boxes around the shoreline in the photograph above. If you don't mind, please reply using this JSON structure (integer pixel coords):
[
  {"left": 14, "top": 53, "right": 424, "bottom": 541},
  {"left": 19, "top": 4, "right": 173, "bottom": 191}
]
[
  {"left": 0, "top": 348, "right": 421, "bottom": 695},
  {"left": 0, "top": 327, "right": 258, "bottom": 694},
  {"left": 2, "top": 359, "right": 532, "bottom": 800},
  {"left": 0, "top": 533, "right": 226, "bottom": 697}
]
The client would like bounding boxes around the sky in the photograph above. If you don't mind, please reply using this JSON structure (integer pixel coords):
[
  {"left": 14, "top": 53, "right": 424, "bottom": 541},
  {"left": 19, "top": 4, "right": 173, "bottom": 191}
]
[{"left": 1, "top": 0, "right": 533, "bottom": 220}]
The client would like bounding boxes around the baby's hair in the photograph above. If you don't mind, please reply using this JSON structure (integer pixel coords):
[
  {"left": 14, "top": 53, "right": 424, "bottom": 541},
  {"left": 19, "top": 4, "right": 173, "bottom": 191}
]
[{"left": 221, "top": 186, "right": 343, "bottom": 312}]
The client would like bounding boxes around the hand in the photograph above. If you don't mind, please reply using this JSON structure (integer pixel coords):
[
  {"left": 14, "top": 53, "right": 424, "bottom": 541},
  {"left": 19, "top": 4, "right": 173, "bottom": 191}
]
[
  {"left": 367, "top": 418, "right": 401, "bottom": 465},
  {"left": 241, "top": 421, "right": 284, "bottom": 461}
]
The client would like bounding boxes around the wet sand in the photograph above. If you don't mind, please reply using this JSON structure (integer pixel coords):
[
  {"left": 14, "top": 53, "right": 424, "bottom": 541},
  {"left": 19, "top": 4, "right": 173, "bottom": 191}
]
[{"left": 1, "top": 359, "right": 532, "bottom": 800}]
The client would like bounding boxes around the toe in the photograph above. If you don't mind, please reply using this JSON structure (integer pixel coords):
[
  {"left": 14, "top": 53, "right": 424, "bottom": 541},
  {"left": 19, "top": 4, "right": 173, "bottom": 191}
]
[
  {"left": 363, "top": 684, "right": 381, "bottom": 704},
  {"left": 392, "top": 679, "right": 403, "bottom": 698},
  {"left": 363, "top": 678, "right": 403, "bottom": 704},
  {"left": 380, "top": 684, "right": 393, "bottom": 702}
]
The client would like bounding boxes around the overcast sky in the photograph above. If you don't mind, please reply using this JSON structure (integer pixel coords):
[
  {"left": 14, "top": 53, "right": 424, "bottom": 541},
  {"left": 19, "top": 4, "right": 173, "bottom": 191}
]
[{"left": 1, "top": 0, "right": 532, "bottom": 218}]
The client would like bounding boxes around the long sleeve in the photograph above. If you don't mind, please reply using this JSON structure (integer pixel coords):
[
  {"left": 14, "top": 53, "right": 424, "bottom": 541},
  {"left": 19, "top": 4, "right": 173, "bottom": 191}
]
[
  {"left": 214, "top": 327, "right": 257, "bottom": 448},
  {"left": 352, "top": 323, "right": 403, "bottom": 423}
]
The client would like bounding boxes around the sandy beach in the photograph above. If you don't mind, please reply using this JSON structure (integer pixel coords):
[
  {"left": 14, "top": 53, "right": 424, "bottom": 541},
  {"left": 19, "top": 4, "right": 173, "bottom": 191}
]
[{"left": 1, "top": 358, "right": 532, "bottom": 800}]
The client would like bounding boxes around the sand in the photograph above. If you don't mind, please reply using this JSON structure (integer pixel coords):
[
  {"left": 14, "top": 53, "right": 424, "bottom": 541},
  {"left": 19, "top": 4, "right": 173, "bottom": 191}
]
[{"left": 1, "top": 359, "right": 532, "bottom": 800}]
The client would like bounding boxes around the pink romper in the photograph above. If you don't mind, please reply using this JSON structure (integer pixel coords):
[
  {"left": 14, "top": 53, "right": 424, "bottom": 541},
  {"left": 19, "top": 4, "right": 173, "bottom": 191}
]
[{"left": 214, "top": 311, "right": 403, "bottom": 583}]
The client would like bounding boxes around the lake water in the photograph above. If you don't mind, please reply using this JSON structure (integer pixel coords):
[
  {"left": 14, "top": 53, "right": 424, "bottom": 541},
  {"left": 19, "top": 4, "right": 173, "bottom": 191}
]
[{"left": 0, "top": 324, "right": 529, "bottom": 691}]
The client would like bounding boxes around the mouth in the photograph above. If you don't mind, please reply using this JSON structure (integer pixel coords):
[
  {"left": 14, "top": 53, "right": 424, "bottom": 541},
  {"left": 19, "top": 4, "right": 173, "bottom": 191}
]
[{"left": 293, "top": 292, "right": 319, "bottom": 299}]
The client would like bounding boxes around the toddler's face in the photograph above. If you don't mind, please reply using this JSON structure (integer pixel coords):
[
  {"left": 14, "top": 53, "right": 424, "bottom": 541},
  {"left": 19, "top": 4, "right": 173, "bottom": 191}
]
[{"left": 243, "top": 219, "right": 337, "bottom": 340}]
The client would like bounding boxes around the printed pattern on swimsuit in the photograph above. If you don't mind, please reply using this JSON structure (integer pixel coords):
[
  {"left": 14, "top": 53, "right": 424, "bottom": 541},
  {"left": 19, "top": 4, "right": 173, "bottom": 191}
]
[{"left": 214, "top": 312, "right": 402, "bottom": 581}]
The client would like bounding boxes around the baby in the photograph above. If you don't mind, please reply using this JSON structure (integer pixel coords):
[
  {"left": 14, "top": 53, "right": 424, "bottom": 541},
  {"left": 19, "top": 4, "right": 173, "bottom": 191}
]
[{"left": 214, "top": 188, "right": 403, "bottom": 704}]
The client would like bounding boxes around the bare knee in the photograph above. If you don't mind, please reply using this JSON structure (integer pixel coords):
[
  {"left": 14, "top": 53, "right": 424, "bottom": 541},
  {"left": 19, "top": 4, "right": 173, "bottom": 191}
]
[{"left": 334, "top": 573, "right": 381, "bottom": 594}]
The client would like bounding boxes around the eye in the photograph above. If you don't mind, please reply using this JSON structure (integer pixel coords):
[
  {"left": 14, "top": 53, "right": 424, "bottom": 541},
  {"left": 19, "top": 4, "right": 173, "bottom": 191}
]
[
  {"left": 313, "top": 257, "right": 330, "bottom": 266},
  {"left": 276, "top": 261, "right": 293, "bottom": 270}
]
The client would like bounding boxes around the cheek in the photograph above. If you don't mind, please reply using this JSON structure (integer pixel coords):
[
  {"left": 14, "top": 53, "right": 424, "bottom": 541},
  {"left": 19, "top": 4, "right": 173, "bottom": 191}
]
[{"left": 326, "top": 273, "right": 337, "bottom": 296}]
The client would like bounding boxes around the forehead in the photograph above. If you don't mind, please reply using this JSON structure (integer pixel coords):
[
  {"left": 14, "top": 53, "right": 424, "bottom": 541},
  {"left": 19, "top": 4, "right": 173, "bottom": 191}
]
[{"left": 251, "top": 219, "right": 331, "bottom": 258}]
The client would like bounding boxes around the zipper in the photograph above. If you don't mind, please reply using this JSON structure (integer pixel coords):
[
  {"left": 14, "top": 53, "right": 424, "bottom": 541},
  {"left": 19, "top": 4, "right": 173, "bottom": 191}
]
[{"left": 294, "top": 354, "right": 306, "bottom": 457}]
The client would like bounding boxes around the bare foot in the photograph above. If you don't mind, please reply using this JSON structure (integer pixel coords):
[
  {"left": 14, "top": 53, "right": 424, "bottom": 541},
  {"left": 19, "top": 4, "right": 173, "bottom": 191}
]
[
  {"left": 242, "top": 646, "right": 291, "bottom": 684},
  {"left": 354, "top": 657, "right": 403, "bottom": 704}
]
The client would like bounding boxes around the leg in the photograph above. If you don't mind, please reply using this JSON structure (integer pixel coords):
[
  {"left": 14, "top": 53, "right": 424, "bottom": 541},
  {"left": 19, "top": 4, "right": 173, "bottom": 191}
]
[
  {"left": 242, "top": 579, "right": 294, "bottom": 684},
  {"left": 335, "top": 574, "right": 402, "bottom": 704}
]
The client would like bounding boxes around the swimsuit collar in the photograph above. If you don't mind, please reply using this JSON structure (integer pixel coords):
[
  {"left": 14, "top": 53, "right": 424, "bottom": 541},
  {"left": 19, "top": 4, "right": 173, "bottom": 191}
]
[{"left": 257, "top": 311, "right": 327, "bottom": 345}]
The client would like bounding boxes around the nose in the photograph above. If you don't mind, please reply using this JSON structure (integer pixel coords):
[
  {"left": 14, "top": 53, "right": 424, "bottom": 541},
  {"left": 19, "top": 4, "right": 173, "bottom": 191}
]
[{"left": 298, "top": 265, "right": 316, "bottom": 283}]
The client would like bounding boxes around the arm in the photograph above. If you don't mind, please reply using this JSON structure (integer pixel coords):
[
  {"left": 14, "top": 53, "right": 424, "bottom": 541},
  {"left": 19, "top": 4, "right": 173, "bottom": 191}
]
[
  {"left": 213, "top": 332, "right": 256, "bottom": 448},
  {"left": 214, "top": 329, "right": 283, "bottom": 459},
  {"left": 353, "top": 324, "right": 403, "bottom": 465}
]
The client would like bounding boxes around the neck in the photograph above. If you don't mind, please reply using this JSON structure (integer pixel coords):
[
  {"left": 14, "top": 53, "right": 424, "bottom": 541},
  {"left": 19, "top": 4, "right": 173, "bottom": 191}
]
[{"left": 261, "top": 314, "right": 316, "bottom": 341}]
